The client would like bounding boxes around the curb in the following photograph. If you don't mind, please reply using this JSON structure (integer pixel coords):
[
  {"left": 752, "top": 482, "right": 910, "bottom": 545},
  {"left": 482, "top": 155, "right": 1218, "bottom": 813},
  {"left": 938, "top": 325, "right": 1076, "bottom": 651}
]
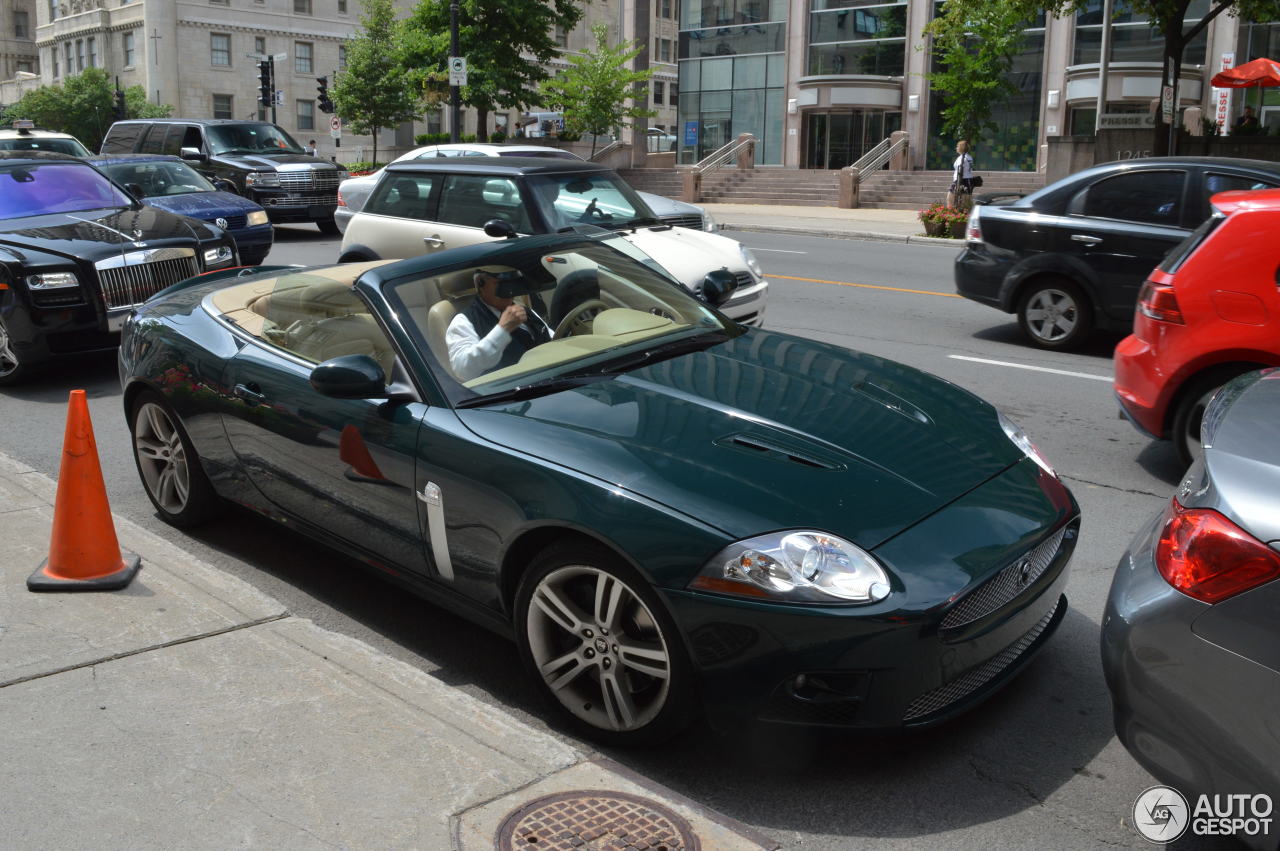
[{"left": 721, "top": 222, "right": 965, "bottom": 247}]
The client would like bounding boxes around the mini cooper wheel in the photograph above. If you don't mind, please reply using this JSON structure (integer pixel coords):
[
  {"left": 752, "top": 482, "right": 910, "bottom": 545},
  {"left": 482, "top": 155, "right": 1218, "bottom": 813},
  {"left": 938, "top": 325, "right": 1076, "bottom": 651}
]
[
  {"left": 130, "top": 391, "right": 221, "bottom": 527},
  {"left": 1017, "top": 279, "right": 1093, "bottom": 350},
  {"left": 515, "top": 543, "right": 696, "bottom": 745}
]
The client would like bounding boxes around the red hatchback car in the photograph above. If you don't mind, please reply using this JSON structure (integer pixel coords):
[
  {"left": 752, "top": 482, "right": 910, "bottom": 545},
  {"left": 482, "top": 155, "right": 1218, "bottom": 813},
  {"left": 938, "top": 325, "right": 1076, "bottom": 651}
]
[{"left": 1115, "top": 188, "right": 1280, "bottom": 465}]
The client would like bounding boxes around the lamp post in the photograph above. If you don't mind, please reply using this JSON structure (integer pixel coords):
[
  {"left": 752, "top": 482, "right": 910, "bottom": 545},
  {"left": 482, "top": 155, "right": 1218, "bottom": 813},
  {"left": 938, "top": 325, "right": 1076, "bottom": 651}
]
[{"left": 450, "top": 0, "right": 461, "bottom": 143}]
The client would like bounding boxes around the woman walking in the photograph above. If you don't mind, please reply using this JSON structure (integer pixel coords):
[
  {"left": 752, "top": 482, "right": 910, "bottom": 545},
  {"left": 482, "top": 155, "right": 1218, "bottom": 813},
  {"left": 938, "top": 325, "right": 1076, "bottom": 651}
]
[{"left": 947, "top": 140, "right": 975, "bottom": 209}]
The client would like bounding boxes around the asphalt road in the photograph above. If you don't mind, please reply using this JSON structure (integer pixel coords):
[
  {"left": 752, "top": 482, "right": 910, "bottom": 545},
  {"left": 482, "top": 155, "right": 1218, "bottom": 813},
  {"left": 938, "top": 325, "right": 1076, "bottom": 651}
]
[{"left": 0, "top": 224, "right": 1235, "bottom": 849}]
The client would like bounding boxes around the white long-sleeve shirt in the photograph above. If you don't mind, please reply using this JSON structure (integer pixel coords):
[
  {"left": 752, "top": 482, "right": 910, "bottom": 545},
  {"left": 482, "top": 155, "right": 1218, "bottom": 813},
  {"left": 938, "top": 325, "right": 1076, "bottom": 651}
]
[{"left": 444, "top": 303, "right": 554, "bottom": 381}]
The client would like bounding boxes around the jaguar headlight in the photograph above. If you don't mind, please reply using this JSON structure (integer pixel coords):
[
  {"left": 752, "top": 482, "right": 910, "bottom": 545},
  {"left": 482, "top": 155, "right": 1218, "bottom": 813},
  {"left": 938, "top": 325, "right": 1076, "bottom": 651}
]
[
  {"left": 203, "top": 245, "right": 234, "bottom": 266},
  {"left": 998, "top": 411, "right": 1055, "bottom": 477},
  {"left": 690, "top": 531, "right": 891, "bottom": 604},
  {"left": 739, "top": 244, "right": 763, "bottom": 279},
  {"left": 246, "top": 210, "right": 269, "bottom": 226},
  {"left": 245, "top": 171, "right": 280, "bottom": 188},
  {"left": 26, "top": 271, "right": 80, "bottom": 289}
]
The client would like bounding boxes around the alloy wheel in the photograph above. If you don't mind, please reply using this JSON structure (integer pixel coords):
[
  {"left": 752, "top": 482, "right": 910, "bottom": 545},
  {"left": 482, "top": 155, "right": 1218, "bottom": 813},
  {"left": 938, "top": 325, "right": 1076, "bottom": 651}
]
[
  {"left": 525, "top": 565, "right": 672, "bottom": 733},
  {"left": 133, "top": 401, "right": 192, "bottom": 515},
  {"left": 1024, "top": 288, "right": 1079, "bottom": 343},
  {"left": 0, "top": 318, "right": 19, "bottom": 378}
]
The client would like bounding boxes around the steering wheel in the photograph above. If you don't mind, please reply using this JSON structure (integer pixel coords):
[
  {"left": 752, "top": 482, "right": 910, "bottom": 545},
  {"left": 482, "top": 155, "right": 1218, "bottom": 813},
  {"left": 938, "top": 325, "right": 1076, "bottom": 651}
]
[
  {"left": 577, "top": 198, "right": 600, "bottom": 222},
  {"left": 552, "top": 299, "right": 609, "bottom": 339}
]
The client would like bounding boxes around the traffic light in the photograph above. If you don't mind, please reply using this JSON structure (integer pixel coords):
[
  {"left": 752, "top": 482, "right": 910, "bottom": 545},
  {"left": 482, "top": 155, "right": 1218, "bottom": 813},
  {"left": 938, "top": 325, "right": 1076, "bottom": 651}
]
[
  {"left": 258, "top": 59, "right": 273, "bottom": 106},
  {"left": 112, "top": 88, "right": 127, "bottom": 121},
  {"left": 316, "top": 76, "right": 334, "bottom": 113}
]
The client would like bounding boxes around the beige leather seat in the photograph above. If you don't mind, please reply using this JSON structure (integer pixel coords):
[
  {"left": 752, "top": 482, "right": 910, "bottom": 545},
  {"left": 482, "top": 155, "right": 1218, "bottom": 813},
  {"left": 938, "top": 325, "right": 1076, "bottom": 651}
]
[{"left": 398, "top": 270, "right": 477, "bottom": 380}]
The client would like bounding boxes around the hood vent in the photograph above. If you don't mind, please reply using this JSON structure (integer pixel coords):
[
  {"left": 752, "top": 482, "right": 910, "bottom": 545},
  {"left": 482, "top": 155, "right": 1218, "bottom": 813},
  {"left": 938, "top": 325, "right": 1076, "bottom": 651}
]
[{"left": 716, "top": 433, "right": 844, "bottom": 471}]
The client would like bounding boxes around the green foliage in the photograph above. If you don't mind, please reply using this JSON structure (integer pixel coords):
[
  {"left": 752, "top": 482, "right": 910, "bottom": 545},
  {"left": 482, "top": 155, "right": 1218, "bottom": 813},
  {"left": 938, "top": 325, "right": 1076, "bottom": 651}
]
[
  {"left": 1, "top": 67, "right": 171, "bottom": 152},
  {"left": 924, "top": 2, "right": 1035, "bottom": 147},
  {"left": 344, "top": 161, "right": 390, "bottom": 174},
  {"left": 400, "top": 0, "right": 585, "bottom": 136},
  {"left": 539, "top": 24, "right": 655, "bottom": 155},
  {"left": 330, "top": 0, "right": 420, "bottom": 164},
  {"left": 412, "top": 132, "right": 477, "bottom": 145}
]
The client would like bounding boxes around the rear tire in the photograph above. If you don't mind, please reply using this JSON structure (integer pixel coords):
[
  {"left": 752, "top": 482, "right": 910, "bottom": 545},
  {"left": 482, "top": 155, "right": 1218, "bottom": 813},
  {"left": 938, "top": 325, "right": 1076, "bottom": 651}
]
[
  {"left": 1171, "top": 367, "right": 1257, "bottom": 467},
  {"left": 130, "top": 390, "right": 221, "bottom": 527},
  {"left": 1016, "top": 278, "right": 1093, "bottom": 350},
  {"left": 317, "top": 217, "right": 341, "bottom": 236}
]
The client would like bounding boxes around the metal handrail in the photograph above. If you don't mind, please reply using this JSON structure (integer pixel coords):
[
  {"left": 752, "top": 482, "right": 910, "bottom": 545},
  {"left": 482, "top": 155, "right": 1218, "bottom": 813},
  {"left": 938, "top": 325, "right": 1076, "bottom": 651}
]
[
  {"left": 692, "top": 134, "right": 755, "bottom": 175},
  {"left": 851, "top": 134, "right": 909, "bottom": 183},
  {"left": 588, "top": 140, "right": 624, "bottom": 162}
]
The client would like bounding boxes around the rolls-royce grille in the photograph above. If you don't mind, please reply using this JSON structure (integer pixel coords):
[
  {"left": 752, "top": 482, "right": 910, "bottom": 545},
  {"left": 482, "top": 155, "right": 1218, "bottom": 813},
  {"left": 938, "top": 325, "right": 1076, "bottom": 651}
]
[
  {"left": 939, "top": 525, "right": 1068, "bottom": 632},
  {"left": 96, "top": 252, "right": 200, "bottom": 309},
  {"left": 903, "top": 597, "right": 1061, "bottom": 723},
  {"left": 660, "top": 213, "right": 705, "bottom": 230}
]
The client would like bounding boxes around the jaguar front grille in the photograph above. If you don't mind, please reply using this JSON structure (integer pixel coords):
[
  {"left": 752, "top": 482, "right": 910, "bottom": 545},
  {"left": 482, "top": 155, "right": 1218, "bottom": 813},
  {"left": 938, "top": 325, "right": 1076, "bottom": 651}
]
[
  {"left": 939, "top": 525, "right": 1069, "bottom": 632},
  {"left": 95, "top": 248, "right": 200, "bottom": 309}
]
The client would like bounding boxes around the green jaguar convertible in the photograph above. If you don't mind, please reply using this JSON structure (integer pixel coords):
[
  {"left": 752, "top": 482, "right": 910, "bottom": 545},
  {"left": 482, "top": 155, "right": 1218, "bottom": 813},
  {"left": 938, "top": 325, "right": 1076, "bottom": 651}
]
[{"left": 118, "top": 228, "right": 1079, "bottom": 745}]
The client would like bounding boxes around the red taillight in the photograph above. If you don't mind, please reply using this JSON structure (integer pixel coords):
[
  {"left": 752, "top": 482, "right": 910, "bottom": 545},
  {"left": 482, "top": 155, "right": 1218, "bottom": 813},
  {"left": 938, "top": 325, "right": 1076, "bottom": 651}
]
[
  {"left": 966, "top": 210, "right": 982, "bottom": 243},
  {"left": 336, "top": 191, "right": 346, "bottom": 207},
  {"left": 1155, "top": 499, "right": 1280, "bottom": 603},
  {"left": 1138, "top": 280, "right": 1184, "bottom": 324}
]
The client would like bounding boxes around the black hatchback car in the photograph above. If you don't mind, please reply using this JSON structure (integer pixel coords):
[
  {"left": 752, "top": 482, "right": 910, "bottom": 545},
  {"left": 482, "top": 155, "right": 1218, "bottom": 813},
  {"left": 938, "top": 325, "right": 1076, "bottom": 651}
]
[
  {"left": 0, "top": 152, "right": 238, "bottom": 385},
  {"left": 955, "top": 157, "right": 1280, "bottom": 349}
]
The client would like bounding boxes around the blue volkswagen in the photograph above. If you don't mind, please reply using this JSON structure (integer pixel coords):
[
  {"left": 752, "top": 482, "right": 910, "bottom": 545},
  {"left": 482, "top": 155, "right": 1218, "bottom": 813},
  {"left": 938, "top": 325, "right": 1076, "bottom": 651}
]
[{"left": 89, "top": 154, "right": 274, "bottom": 265}]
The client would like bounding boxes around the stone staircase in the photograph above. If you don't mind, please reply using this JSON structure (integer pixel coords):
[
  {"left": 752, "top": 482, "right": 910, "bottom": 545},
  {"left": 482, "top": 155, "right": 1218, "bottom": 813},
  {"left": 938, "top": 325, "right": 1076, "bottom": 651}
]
[
  {"left": 857, "top": 170, "right": 1045, "bottom": 210},
  {"left": 619, "top": 167, "right": 1046, "bottom": 209}
]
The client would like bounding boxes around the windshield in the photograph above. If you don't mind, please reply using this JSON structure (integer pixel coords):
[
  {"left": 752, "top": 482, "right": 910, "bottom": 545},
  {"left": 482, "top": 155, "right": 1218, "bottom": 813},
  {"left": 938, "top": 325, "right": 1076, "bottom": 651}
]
[
  {"left": 0, "top": 136, "right": 92, "bottom": 157},
  {"left": 0, "top": 162, "right": 132, "bottom": 219},
  {"left": 96, "top": 159, "right": 216, "bottom": 197},
  {"left": 526, "top": 173, "right": 655, "bottom": 231},
  {"left": 206, "top": 123, "right": 305, "bottom": 155},
  {"left": 382, "top": 235, "right": 743, "bottom": 406}
]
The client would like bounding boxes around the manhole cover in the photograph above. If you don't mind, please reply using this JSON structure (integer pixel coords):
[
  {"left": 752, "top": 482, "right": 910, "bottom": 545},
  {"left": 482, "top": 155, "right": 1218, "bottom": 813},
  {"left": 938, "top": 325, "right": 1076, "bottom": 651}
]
[{"left": 496, "top": 789, "right": 699, "bottom": 850}]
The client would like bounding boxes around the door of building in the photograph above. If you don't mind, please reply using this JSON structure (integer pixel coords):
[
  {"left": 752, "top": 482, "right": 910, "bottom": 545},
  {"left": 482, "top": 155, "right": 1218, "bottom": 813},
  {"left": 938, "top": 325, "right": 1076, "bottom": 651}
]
[{"left": 804, "top": 110, "right": 902, "bottom": 169}]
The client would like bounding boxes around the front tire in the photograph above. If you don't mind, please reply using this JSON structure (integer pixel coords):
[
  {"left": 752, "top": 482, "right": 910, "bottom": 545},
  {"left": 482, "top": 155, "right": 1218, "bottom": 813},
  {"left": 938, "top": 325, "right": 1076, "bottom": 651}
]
[
  {"left": 1017, "top": 278, "right": 1093, "bottom": 350},
  {"left": 130, "top": 390, "right": 221, "bottom": 527},
  {"left": 0, "top": 316, "right": 36, "bottom": 386},
  {"left": 514, "top": 541, "right": 697, "bottom": 746}
]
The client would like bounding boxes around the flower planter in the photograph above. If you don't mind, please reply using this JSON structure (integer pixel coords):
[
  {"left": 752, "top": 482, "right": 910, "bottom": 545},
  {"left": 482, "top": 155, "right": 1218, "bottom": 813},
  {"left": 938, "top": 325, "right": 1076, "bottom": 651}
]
[
  {"left": 950, "top": 220, "right": 967, "bottom": 239},
  {"left": 923, "top": 220, "right": 945, "bottom": 237}
]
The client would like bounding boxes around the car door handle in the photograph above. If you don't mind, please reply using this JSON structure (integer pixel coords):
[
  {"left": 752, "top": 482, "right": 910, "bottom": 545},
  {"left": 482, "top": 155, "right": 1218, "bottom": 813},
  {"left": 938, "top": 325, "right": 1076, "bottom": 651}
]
[
  {"left": 422, "top": 235, "right": 444, "bottom": 247},
  {"left": 234, "top": 383, "right": 266, "bottom": 406},
  {"left": 1071, "top": 234, "right": 1102, "bottom": 245}
]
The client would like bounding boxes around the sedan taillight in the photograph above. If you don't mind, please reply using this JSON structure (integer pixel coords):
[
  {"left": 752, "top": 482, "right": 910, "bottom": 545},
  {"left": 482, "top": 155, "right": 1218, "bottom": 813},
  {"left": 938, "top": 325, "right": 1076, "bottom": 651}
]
[
  {"left": 1138, "top": 280, "right": 1184, "bottom": 324},
  {"left": 1156, "top": 498, "right": 1280, "bottom": 603},
  {"left": 966, "top": 207, "right": 982, "bottom": 243}
]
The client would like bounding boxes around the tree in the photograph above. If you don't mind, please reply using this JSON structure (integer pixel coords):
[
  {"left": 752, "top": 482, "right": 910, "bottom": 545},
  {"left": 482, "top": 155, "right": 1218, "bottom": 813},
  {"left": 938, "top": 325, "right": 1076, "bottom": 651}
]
[
  {"left": 400, "top": 0, "right": 585, "bottom": 141},
  {"left": 539, "top": 24, "right": 655, "bottom": 157},
  {"left": 1, "top": 68, "right": 170, "bottom": 152},
  {"left": 330, "top": 0, "right": 419, "bottom": 165}
]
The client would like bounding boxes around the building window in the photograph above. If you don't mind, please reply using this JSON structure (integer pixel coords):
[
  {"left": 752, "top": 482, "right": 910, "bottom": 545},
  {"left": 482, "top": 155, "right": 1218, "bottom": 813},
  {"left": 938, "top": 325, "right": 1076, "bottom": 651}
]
[
  {"left": 654, "top": 81, "right": 665, "bottom": 104},
  {"left": 64, "top": 42, "right": 73, "bottom": 73},
  {"left": 51, "top": 47, "right": 58, "bottom": 77},
  {"left": 661, "top": 0, "right": 673, "bottom": 18},
  {"left": 255, "top": 36, "right": 266, "bottom": 55},
  {"left": 338, "top": 0, "right": 348, "bottom": 11},
  {"left": 294, "top": 0, "right": 312, "bottom": 14},
  {"left": 123, "top": 31, "right": 135, "bottom": 66},
  {"left": 295, "top": 42, "right": 313, "bottom": 74},
  {"left": 76, "top": 39, "right": 84, "bottom": 72},
  {"left": 213, "top": 94, "right": 234, "bottom": 119},
  {"left": 338, "top": 45, "right": 347, "bottom": 68},
  {"left": 48, "top": 1, "right": 57, "bottom": 22},
  {"left": 16, "top": 59, "right": 34, "bottom": 73},
  {"left": 210, "top": 0, "right": 229, "bottom": 5},
  {"left": 669, "top": 82, "right": 678, "bottom": 105},
  {"left": 297, "top": 99, "right": 315, "bottom": 130},
  {"left": 87, "top": 37, "right": 97, "bottom": 68},
  {"left": 15, "top": 10, "right": 29, "bottom": 38},
  {"left": 555, "top": 26, "right": 568, "bottom": 48},
  {"left": 211, "top": 33, "right": 231, "bottom": 67}
]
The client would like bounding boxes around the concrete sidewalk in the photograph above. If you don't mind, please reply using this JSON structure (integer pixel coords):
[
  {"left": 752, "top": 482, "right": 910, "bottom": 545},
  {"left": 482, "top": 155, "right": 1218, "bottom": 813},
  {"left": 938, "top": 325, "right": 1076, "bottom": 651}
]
[
  {"left": 701, "top": 203, "right": 962, "bottom": 246},
  {"left": 0, "top": 450, "right": 776, "bottom": 850}
]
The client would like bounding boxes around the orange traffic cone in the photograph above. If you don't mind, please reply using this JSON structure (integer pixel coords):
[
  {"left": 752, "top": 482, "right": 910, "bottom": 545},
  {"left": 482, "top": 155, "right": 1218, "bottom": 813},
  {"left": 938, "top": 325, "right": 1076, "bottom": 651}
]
[{"left": 27, "top": 390, "right": 141, "bottom": 592}]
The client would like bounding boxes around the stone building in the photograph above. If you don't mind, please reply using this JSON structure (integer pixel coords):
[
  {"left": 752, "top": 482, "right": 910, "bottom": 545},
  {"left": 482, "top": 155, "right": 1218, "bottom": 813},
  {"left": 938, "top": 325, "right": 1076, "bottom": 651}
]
[{"left": 0, "top": 0, "right": 39, "bottom": 84}]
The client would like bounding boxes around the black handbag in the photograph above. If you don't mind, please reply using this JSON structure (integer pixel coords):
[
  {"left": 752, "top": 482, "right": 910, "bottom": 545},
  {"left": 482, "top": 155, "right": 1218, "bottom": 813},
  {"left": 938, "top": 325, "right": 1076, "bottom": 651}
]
[{"left": 971, "top": 175, "right": 984, "bottom": 188}]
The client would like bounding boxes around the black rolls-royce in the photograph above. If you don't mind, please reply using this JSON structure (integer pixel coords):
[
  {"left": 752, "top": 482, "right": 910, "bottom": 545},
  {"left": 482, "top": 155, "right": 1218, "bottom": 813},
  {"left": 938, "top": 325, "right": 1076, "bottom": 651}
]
[{"left": 0, "top": 152, "right": 239, "bottom": 385}]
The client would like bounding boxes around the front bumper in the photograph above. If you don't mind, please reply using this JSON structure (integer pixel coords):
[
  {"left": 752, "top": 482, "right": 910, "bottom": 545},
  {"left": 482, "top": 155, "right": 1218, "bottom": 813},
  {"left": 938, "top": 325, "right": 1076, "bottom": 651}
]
[
  {"left": 228, "top": 223, "right": 274, "bottom": 256},
  {"left": 720, "top": 278, "right": 768, "bottom": 327},
  {"left": 249, "top": 187, "right": 338, "bottom": 223},
  {"left": 1102, "top": 510, "right": 1280, "bottom": 848},
  {"left": 668, "top": 461, "right": 1079, "bottom": 732}
]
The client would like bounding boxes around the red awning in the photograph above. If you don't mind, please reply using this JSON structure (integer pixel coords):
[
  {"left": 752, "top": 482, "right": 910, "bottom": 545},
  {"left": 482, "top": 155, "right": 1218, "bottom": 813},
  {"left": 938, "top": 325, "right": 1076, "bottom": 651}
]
[{"left": 1212, "top": 57, "right": 1280, "bottom": 88}]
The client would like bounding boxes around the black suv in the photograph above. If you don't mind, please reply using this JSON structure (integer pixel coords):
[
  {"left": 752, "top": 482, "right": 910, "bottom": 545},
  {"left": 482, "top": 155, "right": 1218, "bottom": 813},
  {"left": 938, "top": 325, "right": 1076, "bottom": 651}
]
[
  {"left": 0, "top": 152, "right": 238, "bottom": 384},
  {"left": 955, "top": 156, "right": 1280, "bottom": 349},
  {"left": 101, "top": 119, "right": 347, "bottom": 234}
]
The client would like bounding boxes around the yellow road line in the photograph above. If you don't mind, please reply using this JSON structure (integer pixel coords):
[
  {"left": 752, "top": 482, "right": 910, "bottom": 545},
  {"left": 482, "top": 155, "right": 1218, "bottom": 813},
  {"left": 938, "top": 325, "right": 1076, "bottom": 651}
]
[{"left": 772, "top": 274, "right": 963, "bottom": 299}]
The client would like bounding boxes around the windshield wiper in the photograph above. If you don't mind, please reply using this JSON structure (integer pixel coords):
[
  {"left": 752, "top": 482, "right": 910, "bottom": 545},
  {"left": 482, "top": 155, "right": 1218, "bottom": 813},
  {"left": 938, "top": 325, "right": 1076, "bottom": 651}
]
[
  {"left": 563, "top": 330, "right": 729, "bottom": 378},
  {"left": 454, "top": 373, "right": 612, "bottom": 408}
]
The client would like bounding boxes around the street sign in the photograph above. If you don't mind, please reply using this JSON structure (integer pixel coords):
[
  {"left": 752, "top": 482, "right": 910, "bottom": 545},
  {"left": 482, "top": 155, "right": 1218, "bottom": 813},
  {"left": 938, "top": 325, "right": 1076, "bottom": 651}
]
[
  {"left": 1161, "top": 85, "right": 1174, "bottom": 122},
  {"left": 276, "top": 89, "right": 285, "bottom": 106},
  {"left": 273, "top": 52, "right": 288, "bottom": 62},
  {"left": 448, "top": 56, "right": 467, "bottom": 87},
  {"left": 330, "top": 115, "right": 341, "bottom": 132}
]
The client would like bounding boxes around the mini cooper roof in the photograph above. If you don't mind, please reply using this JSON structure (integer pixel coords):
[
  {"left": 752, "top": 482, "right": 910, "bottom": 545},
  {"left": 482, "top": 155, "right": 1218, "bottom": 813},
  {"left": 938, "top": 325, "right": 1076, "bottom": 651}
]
[{"left": 383, "top": 157, "right": 617, "bottom": 176}]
